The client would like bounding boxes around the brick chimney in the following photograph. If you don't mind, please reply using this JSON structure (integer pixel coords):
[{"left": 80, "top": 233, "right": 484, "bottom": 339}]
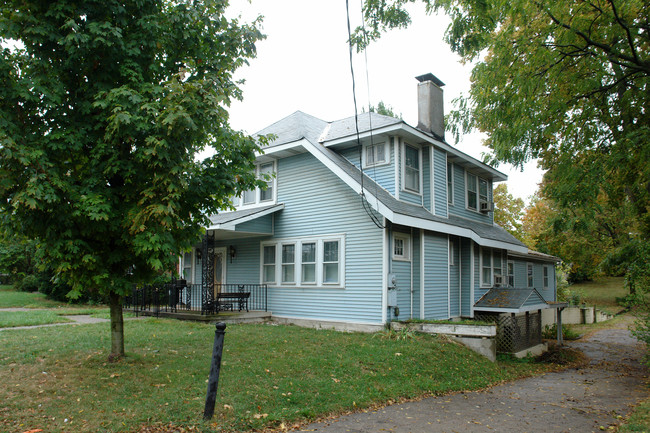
[{"left": 416, "top": 73, "right": 445, "bottom": 140}]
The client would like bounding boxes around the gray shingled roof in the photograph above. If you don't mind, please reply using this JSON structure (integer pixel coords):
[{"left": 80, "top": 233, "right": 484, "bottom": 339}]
[
  {"left": 319, "top": 112, "right": 402, "bottom": 142},
  {"left": 308, "top": 141, "right": 526, "bottom": 247},
  {"left": 474, "top": 288, "right": 549, "bottom": 312},
  {"left": 255, "top": 111, "right": 329, "bottom": 148}
]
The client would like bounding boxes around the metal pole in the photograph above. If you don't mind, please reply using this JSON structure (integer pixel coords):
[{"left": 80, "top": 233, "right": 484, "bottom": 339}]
[
  {"left": 557, "top": 308, "right": 564, "bottom": 346},
  {"left": 203, "top": 322, "right": 226, "bottom": 420}
]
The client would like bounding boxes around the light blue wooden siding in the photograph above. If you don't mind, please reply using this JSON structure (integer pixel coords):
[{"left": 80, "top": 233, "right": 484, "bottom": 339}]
[
  {"left": 392, "top": 259, "right": 411, "bottom": 320},
  {"left": 266, "top": 152, "right": 385, "bottom": 324},
  {"left": 460, "top": 238, "right": 472, "bottom": 317},
  {"left": 235, "top": 214, "right": 273, "bottom": 234},
  {"left": 212, "top": 238, "right": 263, "bottom": 284},
  {"left": 423, "top": 231, "right": 448, "bottom": 319},
  {"left": 473, "top": 244, "right": 484, "bottom": 304},
  {"left": 400, "top": 189, "right": 422, "bottom": 205},
  {"left": 193, "top": 249, "right": 203, "bottom": 285},
  {"left": 422, "top": 147, "right": 431, "bottom": 212},
  {"left": 412, "top": 230, "right": 421, "bottom": 319},
  {"left": 449, "top": 165, "right": 493, "bottom": 224},
  {"left": 513, "top": 260, "right": 528, "bottom": 289},
  {"left": 433, "top": 148, "right": 448, "bottom": 217},
  {"left": 449, "top": 236, "right": 460, "bottom": 317},
  {"left": 339, "top": 145, "right": 396, "bottom": 195}
]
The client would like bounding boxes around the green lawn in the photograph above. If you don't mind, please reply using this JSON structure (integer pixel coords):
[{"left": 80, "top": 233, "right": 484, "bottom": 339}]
[
  {"left": 566, "top": 276, "right": 627, "bottom": 312},
  {"left": 0, "top": 319, "right": 556, "bottom": 433},
  {"left": 0, "top": 284, "right": 66, "bottom": 308},
  {"left": 0, "top": 310, "right": 73, "bottom": 328}
]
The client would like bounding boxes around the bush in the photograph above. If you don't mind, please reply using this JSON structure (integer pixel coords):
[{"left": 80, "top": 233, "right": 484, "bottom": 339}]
[
  {"left": 15, "top": 274, "right": 40, "bottom": 292},
  {"left": 542, "top": 323, "right": 581, "bottom": 340}
]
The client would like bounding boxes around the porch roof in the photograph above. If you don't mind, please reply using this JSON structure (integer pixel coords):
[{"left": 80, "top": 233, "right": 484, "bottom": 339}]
[
  {"left": 206, "top": 203, "right": 284, "bottom": 239},
  {"left": 473, "top": 288, "right": 552, "bottom": 314}
]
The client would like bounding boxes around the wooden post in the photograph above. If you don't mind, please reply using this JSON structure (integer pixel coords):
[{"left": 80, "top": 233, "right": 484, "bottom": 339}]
[
  {"left": 204, "top": 322, "right": 226, "bottom": 420},
  {"left": 557, "top": 307, "right": 564, "bottom": 346}
]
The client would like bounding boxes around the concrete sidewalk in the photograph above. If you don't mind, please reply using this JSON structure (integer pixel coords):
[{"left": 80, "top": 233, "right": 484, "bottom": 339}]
[
  {"left": 0, "top": 308, "right": 138, "bottom": 331},
  {"left": 300, "top": 326, "right": 648, "bottom": 433}
]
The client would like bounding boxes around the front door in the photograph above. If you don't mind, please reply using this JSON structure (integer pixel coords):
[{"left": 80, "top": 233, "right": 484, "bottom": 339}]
[{"left": 213, "top": 247, "right": 226, "bottom": 299}]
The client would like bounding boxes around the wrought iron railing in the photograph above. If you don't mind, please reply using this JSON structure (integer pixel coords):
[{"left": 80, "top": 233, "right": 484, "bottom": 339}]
[{"left": 123, "top": 281, "right": 267, "bottom": 317}]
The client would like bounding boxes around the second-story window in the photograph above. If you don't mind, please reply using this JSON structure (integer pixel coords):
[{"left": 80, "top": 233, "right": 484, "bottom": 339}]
[
  {"left": 466, "top": 172, "right": 489, "bottom": 212},
  {"left": 404, "top": 144, "right": 420, "bottom": 193},
  {"left": 365, "top": 142, "right": 387, "bottom": 167},
  {"left": 239, "top": 162, "right": 276, "bottom": 207},
  {"left": 467, "top": 173, "right": 477, "bottom": 210},
  {"left": 447, "top": 162, "right": 454, "bottom": 204}
]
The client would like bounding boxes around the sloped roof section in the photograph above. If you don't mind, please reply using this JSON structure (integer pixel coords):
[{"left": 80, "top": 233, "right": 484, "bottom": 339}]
[
  {"left": 319, "top": 112, "right": 402, "bottom": 143},
  {"left": 474, "top": 288, "right": 551, "bottom": 313},
  {"left": 255, "top": 111, "right": 328, "bottom": 148},
  {"left": 306, "top": 141, "right": 527, "bottom": 249}
]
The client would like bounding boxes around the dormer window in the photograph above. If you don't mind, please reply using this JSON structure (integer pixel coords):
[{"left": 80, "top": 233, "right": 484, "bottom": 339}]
[
  {"left": 363, "top": 141, "right": 388, "bottom": 167},
  {"left": 237, "top": 162, "right": 276, "bottom": 208}
]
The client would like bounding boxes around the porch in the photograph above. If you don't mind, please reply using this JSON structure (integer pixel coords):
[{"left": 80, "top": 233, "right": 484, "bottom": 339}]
[{"left": 123, "top": 282, "right": 268, "bottom": 317}]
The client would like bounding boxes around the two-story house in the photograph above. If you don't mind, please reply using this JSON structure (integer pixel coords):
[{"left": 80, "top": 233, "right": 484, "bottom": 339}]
[{"left": 179, "top": 73, "right": 559, "bottom": 334}]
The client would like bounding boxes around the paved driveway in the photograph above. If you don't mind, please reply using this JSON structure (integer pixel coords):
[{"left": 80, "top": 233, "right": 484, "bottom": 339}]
[{"left": 300, "top": 325, "right": 648, "bottom": 433}]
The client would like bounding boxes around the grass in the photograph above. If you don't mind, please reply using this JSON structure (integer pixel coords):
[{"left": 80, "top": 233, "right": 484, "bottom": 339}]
[
  {"left": 0, "top": 310, "right": 73, "bottom": 328},
  {"left": 0, "top": 319, "right": 558, "bottom": 433},
  {"left": 0, "top": 284, "right": 66, "bottom": 308},
  {"left": 565, "top": 276, "right": 627, "bottom": 312},
  {"left": 619, "top": 397, "right": 650, "bottom": 432}
]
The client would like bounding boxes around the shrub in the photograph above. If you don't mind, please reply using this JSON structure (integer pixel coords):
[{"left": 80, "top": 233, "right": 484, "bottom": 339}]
[
  {"left": 15, "top": 274, "right": 40, "bottom": 292},
  {"left": 542, "top": 324, "right": 581, "bottom": 340}
]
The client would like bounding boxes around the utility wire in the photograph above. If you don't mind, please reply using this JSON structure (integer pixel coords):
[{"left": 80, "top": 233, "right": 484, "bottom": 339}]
[{"left": 345, "top": 0, "right": 385, "bottom": 229}]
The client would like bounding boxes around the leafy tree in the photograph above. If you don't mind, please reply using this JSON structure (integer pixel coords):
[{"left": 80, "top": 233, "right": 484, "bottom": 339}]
[
  {"left": 0, "top": 0, "right": 266, "bottom": 360},
  {"left": 356, "top": 0, "right": 649, "bottom": 287},
  {"left": 367, "top": 101, "right": 403, "bottom": 119},
  {"left": 492, "top": 184, "right": 524, "bottom": 240}
]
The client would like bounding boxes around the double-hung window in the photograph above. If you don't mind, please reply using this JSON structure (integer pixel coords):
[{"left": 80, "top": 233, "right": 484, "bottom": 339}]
[
  {"left": 543, "top": 266, "right": 549, "bottom": 289},
  {"left": 281, "top": 244, "right": 295, "bottom": 284},
  {"left": 261, "top": 236, "right": 344, "bottom": 287},
  {"left": 481, "top": 248, "right": 492, "bottom": 286},
  {"left": 259, "top": 162, "right": 274, "bottom": 202},
  {"left": 182, "top": 252, "right": 192, "bottom": 281},
  {"left": 301, "top": 242, "right": 316, "bottom": 284},
  {"left": 466, "top": 173, "right": 489, "bottom": 212},
  {"left": 404, "top": 144, "right": 420, "bottom": 193},
  {"left": 323, "top": 240, "right": 340, "bottom": 284},
  {"left": 527, "top": 263, "right": 534, "bottom": 288},
  {"left": 262, "top": 245, "right": 276, "bottom": 283},
  {"left": 240, "top": 162, "right": 276, "bottom": 207},
  {"left": 467, "top": 173, "right": 478, "bottom": 210},
  {"left": 447, "top": 163, "right": 454, "bottom": 204},
  {"left": 507, "top": 262, "right": 515, "bottom": 287},
  {"left": 365, "top": 142, "right": 387, "bottom": 167}
]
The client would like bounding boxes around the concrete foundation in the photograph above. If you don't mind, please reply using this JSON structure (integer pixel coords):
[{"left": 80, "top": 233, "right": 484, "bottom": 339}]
[
  {"left": 512, "top": 342, "right": 548, "bottom": 359},
  {"left": 450, "top": 336, "right": 497, "bottom": 362},
  {"left": 270, "top": 316, "right": 384, "bottom": 333},
  {"left": 542, "top": 306, "right": 614, "bottom": 327}
]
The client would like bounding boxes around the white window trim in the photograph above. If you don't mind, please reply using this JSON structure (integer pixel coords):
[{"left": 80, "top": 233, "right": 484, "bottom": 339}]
[
  {"left": 447, "top": 162, "right": 454, "bottom": 206},
  {"left": 261, "top": 244, "right": 277, "bottom": 284},
  {"left": 236, "top": 161, "right": 277, "bottom": 210},
  {"left": 507, "top": 261, "right": 515, "bottom": 287},
  {"left": 362, "top": 138, "right": 390, "bottom": 169},
  {"left": 543, "top": 265, "right": 549, "bottom": 289},
  {"left": 448, "top": 238, "right": 455, "bottom": 266},
  {"left": 260, "top": 234, "right": 346, "bottom": 289},
  {"left": 480, "top": 247, "right": 493, "bottom": 287},
  {"left": 281, "top": 242, "right": 297, "bottom": 285},
  {"left": 465, "top": 171, "right": 490, "bottom": 213},
  {"left": 401, "top": 142, "right": 423, "bottom": 195},
  {"left": 392, "top": 232, "right": 411, "bottom": 261},
  {"left": 527, "top": 262, "right": 534, "bottom": 288}
]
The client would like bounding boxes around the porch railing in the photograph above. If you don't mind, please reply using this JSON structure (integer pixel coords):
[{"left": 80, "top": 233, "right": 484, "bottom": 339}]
[{"left": 123, "top": 281, "right": 267, "bottom": 317}]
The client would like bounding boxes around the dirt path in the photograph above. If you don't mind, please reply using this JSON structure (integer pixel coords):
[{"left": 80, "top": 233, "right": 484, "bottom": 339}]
[
  {"left": 0, "top": 308, "right": 141, "bottom": 330},
  {"left": 299, "top": 325, "right": 649, "bottom": 433}
]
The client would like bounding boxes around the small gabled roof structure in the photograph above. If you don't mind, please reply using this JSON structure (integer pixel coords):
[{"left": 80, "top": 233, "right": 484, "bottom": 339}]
[{"left": 473, "top": 288, "right": 551, "bottom": 313}]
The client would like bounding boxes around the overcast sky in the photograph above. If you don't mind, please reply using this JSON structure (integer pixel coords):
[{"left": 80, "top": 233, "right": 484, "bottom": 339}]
[{"left": 225, "top": 0, "right": 544, "bottom": 203}]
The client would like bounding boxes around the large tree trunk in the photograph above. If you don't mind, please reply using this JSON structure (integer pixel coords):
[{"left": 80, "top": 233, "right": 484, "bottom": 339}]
[{"left": 108, "top": 291, "right": 125, "bottom": 361}]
